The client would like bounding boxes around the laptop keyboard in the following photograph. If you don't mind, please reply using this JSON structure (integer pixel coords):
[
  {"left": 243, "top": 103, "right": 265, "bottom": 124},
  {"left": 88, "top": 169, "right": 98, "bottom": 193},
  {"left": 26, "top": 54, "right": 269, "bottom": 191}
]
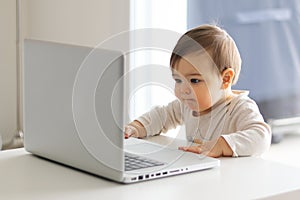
[{"left": 125, "top": 153, "right": 165, "bottom": 171}]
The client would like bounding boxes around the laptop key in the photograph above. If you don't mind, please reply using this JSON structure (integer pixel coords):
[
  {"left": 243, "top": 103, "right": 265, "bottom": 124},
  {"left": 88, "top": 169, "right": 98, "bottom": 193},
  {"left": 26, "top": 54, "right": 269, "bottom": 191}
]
[{"left": 125, "top": 153, "right": 164, "bottom": 171}]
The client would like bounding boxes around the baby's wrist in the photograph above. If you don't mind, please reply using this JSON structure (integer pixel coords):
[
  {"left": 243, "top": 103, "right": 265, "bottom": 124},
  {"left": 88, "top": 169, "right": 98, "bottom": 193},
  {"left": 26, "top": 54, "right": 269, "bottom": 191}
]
[{"left": 219, "top": 137, "right": 233, "bottom": 157}]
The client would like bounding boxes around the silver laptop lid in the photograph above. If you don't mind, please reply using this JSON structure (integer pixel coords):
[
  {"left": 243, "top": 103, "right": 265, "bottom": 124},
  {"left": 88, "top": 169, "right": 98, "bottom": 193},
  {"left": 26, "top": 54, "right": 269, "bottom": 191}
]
[{"left": 23, "top": 39, "right": 125, "bottom": 182}]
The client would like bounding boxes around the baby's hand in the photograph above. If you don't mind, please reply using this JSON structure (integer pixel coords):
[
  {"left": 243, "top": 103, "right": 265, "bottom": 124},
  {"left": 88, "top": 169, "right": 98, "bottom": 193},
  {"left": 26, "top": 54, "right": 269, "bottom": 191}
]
[
  {"left": 178, "top": 137, "right": 233, "bottom": 158},
  {"left": 124, "top": 120, "right": 147, "bottom": 139},
  {"left": 124, "top": 125, "right": 139, "bottom": 139},
  {"left": 178, "top": 139, "right": 220, "bottom": 157}
]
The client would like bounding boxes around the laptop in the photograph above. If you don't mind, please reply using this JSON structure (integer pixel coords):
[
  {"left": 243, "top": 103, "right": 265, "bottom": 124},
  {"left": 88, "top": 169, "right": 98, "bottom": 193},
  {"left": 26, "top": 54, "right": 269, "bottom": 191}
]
[{"left": 23, "top": 39, "right": 219, "bottom": 183}]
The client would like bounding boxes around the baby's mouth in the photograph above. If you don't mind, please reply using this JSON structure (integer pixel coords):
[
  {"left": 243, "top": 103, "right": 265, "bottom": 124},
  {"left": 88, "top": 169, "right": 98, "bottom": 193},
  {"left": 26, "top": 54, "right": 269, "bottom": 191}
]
[
  {"left": 182, "top": 99, "right": 197, "bottom": 107},
  {"left": 182, "top": 98, "right": 195, "bottom": 102}
]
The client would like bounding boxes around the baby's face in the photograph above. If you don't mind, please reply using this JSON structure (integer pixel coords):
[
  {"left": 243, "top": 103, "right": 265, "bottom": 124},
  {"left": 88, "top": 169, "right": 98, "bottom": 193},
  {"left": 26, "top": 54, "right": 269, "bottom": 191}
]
[{"left": 172, "top": 53, "right": 224, "bottom": 112}]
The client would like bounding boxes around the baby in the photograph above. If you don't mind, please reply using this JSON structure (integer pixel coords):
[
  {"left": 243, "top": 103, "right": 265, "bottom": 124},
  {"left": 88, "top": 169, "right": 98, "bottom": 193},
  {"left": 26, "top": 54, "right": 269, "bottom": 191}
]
[{"left": 124, "top": 24, "right": 271, "bottom": 157}]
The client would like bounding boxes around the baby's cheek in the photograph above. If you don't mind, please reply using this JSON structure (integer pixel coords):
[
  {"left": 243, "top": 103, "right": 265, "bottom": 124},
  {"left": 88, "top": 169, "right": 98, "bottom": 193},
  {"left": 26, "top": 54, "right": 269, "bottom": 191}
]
[
  {"left": 195, "top": 90, "right": 213, "bottom": 109},
  {"left": 174, "top": 87, "right": 180, "bottom": 99},
  {"left": 201, "top": 96, "right": 213, "bottom": 108}
]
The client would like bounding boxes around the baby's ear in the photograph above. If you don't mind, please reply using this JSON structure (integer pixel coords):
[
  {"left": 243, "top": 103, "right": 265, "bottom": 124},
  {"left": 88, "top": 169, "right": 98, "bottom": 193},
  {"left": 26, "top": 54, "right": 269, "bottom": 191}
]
[{"left": 221, "top": 68, "right": 235, "bottom": 89}]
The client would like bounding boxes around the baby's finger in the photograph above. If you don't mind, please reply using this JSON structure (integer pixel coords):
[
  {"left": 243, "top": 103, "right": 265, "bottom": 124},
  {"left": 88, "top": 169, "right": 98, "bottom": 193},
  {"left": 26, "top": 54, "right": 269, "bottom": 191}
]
[
  {"left": 124, "top": 133, "right": 131, "bottom": 139},
  {"left": 124, "top": 126, "right": 133, "bottom": 139},
  {"left": 178, "top": 146, "right": 202, "bottom": 154},
  {"left": 124, "top": 125, "right": 138, "bottom": 138}
]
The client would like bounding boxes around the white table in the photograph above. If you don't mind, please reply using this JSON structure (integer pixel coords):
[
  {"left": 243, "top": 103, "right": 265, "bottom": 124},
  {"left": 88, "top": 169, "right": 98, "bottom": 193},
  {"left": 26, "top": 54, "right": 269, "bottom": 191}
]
[{"left": 1, "top": 136, "right": 300, "bottom": 200}]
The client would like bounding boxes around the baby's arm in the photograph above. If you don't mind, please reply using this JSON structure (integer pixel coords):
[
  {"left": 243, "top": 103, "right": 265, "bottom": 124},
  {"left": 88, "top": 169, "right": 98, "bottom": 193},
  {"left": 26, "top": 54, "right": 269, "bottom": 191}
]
[
  {"left": 221, "top": 99, "right": 271, "bottom": 157},
  {"left": 124, "top": 100, "right": 183, "bottom": 138},
  {"left": 221, "top": 120, "right": 271, "bottom": 157}
]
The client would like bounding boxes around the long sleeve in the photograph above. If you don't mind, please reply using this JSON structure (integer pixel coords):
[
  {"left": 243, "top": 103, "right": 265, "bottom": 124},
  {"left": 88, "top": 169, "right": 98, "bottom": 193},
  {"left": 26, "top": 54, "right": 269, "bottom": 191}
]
[
  {"left": 221, "top": 95, "right": 271, "bottom": 157},
  {"left": 136, "top": 100, "right": 184, "bottom": 137}
]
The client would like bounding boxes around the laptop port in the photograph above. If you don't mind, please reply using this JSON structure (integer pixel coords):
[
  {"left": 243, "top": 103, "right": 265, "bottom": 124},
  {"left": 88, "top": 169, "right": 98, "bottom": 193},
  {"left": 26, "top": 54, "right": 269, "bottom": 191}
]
[
  {"left": 162, "top": 171, "right": 168, "bottom": 175},
  {"left": 145, "top": 174, "right": 149, "bottom": 179},
  {"left": 138, "top": 175, "right": 143, "bottom": 180}
]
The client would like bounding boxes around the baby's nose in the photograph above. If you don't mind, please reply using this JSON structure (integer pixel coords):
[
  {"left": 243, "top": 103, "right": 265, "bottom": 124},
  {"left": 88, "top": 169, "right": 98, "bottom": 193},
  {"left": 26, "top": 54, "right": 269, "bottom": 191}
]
[{"left": 180, "top": 83, "right": 191, "bottom": 94}]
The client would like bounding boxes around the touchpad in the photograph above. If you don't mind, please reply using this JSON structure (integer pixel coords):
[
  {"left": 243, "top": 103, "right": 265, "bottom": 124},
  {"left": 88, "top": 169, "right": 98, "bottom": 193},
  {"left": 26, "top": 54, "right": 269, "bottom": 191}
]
[{"left": 125, "top": 142, "right": 186, "bottom": 163}]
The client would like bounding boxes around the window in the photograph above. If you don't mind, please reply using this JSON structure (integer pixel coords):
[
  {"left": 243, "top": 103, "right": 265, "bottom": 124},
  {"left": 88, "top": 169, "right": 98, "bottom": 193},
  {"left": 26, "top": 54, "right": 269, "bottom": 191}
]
[{"left": 129, "top": 0, "right": 187, "bottom": 137}]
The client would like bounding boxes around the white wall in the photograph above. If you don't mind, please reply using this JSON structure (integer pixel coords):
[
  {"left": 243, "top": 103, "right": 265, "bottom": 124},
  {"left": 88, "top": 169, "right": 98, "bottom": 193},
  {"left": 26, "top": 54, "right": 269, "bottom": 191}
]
[
  {"left": 21, "top": 0, "right": 130, "bottom": 46},
  {"left": 0, "top": 0, "right": 130, "bottom": 149},
  {"left": 0, "top": 0, "right": 18, "bottom": 149},
  {"left": 19, "top": 0, "right": 130, "bottom": 131}
]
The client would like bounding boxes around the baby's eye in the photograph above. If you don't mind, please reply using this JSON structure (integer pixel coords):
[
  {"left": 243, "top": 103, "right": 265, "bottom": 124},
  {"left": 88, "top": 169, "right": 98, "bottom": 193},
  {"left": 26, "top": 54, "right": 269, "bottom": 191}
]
[
  {"left": 190, "top": 79, "right": 202, "bottom": 83},
  {"left": 174, "top": 79, "right": 182, "bottom": 83}
]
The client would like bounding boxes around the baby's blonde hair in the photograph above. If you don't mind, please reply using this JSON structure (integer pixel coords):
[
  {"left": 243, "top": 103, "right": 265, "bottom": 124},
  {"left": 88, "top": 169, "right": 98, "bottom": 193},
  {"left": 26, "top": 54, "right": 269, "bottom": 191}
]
[{"left": 170, "top": 24, "right": 242, "bottom": 85}]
